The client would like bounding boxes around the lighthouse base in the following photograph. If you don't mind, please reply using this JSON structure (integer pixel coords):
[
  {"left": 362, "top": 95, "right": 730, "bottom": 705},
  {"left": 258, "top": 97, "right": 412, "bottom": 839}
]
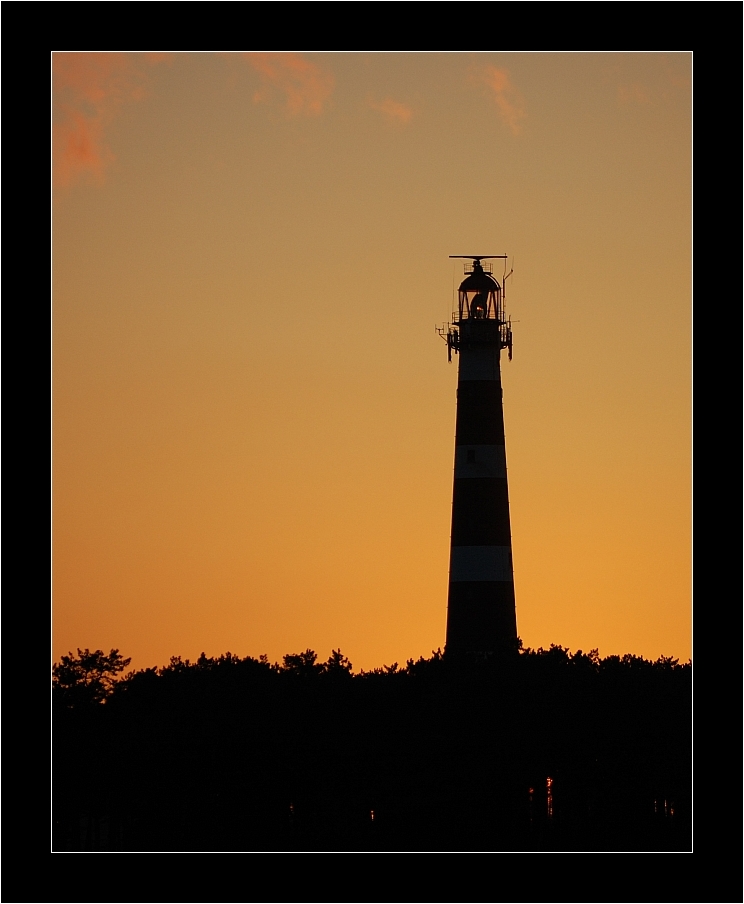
[{"left": 445, "top": 581, "right": 517, "bottom": 656}]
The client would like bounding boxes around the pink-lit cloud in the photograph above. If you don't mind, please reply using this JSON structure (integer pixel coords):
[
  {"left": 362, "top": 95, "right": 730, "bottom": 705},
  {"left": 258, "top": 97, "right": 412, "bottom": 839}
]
[
  {"left": 244, "top": 53, "right": 334, "bottom": 116},
  {"left": 612, "top": 55, "right": 690, "bottom": 106},
  {"left": 369, "top": 97, "right": 413, "bottom": 124},
  {"left": 479, "top": 65, "right": 526, "bottom": 135},
  {"left": 53, "top": 52, "right": 168, "bottom": 188}
]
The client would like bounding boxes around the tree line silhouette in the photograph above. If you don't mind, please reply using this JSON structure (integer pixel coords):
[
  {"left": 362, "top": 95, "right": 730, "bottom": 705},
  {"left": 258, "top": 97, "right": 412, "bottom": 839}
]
[{"left": 53, "top": 644, "right": 690, "bottom": 851}]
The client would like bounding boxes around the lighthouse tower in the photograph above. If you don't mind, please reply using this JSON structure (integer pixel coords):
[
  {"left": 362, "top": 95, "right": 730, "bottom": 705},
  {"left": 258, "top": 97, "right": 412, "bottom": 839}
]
[{"left": 440, "top": 256, "right": 518, "bottom": 655}]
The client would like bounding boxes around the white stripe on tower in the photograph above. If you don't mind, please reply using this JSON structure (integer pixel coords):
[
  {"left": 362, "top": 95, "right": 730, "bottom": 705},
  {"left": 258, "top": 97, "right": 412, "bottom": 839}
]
[
  {"left": 453, "top": 445, "right": 507, "bottom": 479},
  {"left": 449, "top": 546, "right": 513, "bottom": 582}
]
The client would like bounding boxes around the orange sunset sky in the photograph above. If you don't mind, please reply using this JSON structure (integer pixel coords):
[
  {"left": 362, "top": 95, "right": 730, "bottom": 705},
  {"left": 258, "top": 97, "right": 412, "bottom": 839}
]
[{"left": 53, "top": 52, "right": 691, "bottom": 671}]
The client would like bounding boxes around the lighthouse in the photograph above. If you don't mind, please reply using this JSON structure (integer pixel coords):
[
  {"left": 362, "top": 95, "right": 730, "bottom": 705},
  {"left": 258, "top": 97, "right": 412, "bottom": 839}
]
[{"left": 440, "top": 256, "right": 518, "bottom": 655}]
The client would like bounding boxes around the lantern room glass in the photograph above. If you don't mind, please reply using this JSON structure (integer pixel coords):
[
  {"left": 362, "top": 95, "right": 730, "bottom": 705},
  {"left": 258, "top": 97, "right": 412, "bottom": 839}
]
[{"left": 459, "top": 288, "right": 499, "bottom": 320}]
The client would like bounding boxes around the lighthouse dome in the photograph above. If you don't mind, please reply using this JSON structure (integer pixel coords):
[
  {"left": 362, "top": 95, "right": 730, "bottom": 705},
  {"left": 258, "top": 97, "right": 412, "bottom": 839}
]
[{"left": 458, "top": 263, "right": 500, "bottom": 293}]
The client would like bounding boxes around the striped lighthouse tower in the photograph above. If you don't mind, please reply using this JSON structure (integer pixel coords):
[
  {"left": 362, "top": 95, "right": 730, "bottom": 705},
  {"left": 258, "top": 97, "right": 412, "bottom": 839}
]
[{"left": 441, "top": 255, "right": 518, "bottom": 656}]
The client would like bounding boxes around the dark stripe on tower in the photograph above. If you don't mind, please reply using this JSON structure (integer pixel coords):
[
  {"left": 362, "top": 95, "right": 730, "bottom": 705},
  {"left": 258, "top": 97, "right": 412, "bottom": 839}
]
[{"left": 450, "top": 479, "right": 511, "bottom": 545}]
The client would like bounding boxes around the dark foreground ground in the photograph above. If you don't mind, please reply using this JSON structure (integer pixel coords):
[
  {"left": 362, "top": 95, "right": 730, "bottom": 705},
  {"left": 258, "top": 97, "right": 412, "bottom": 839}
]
[{"left": 53, "top": 646, "right": 691, "bottom": 852}]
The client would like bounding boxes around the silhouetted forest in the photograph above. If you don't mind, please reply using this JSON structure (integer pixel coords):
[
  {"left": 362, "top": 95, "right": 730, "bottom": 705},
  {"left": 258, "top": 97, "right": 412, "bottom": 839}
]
[{"left": 53, "top": 644, "right": 691, "bottom": 851}]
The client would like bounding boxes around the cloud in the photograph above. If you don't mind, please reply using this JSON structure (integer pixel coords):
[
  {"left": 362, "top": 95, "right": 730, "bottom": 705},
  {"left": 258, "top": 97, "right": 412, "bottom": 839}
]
[
  {"left": 479, "top": 65, "right": 526, "bottom": 135},
  {"left": 613, "top": 55, "right": 690, "bottom": 106},
  {"left": 53, "top": 52, "right": 168, "bottom": 188},
  {"left": 54, "top": 110, "right": 112, "bottom": 187},
  {"left": 244, "top": 53, "right": 334, "bottom": 115},
  {"left": 369, "top": 97, "right": 412, "bottom": 124}
]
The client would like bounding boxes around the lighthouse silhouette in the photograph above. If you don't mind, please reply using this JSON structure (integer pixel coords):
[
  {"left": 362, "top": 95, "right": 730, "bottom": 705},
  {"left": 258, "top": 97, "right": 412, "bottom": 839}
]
[{"left": 440, "top": 255, "right": 518, "bottom": 655}]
